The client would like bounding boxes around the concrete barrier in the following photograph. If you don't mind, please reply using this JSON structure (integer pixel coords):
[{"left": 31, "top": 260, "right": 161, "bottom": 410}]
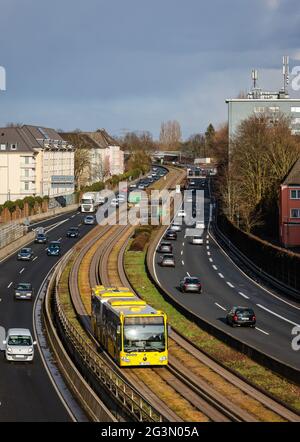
[
  {"left": 0, "top": 231, "right": 35, "bottom": 262},
  {"left": 0, "top": 204, "right": 79, "bottom": 262},
  {"left": 43, "top": 265, "right": 116, "bottom": 422}
]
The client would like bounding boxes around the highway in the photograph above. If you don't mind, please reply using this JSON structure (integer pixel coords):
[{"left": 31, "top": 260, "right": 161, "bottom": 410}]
[
  {"left": 154, "top": 178, "right": 300, "bottom": 370},
  {"left": 0, "top": 207, "right": 92, "bottom": 421}
]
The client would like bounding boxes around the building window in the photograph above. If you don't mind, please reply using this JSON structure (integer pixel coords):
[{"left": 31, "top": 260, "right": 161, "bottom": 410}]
[
  {"left": 291, "top": 208, "right": 300, "bottom": 218},
  {"left": 291, "top": 107, "right": 300, "bottom": 113},
  {"left": 292, "top": 118, "right": 300, "bottom": 125},
  {"left": 0, "top": 143, "right": 6, "bottom": 150},
  {"left": 290, "top": 189, "right": 300, "bottom": 199},
  {"left": 254, "top": 106, "right": 265, "bottom": 113},
  {"left": 268, "top": 106, "right": 279, "bottom": 112},
  {"left": 10, "top": 143, "right": 17, "bottom": 150},
  {"left": 24, "top": 182, "right": 29, "bottom": 191}
]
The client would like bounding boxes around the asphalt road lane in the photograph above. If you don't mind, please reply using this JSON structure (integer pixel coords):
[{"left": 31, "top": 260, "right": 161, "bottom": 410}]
[
  {"left": 0, "top": 210, "right": 93, "bottom": 421},
  {"left": 155, "top": 179, "right": 300, "bottom": 370}
]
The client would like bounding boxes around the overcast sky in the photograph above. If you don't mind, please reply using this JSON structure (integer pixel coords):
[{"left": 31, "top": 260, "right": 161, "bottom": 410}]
[{"left": 0, "top": 0, "right": 300, "bottom": 139}]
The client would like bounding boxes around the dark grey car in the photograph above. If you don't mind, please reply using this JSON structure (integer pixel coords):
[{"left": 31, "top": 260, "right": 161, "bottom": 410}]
[
  {"left": 14, "top": 282, "right": 34, "bottom": 300},
  {"left": 226, "top": 306, "right": 256, "bottom": 328}
]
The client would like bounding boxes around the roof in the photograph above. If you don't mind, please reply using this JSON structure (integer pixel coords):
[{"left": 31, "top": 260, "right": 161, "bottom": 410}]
[
  {"left": 282, "top": 158, "right": 300, "bottom": 186},
  {"left": 60, "top": 129, "right": 120, "bottom": 150},
  {"left": 0, "top": 125, "right": 70, "bottom": 152},
  {"left": 7, "top": 328, "right": 32, "bottom": 336}
]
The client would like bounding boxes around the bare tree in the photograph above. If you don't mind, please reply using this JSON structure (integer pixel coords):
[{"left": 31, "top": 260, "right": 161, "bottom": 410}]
[
  {"left": 66, "top": 133, "right": 91, "bottom": 190},
  {"left": 217, "top": 113, "right": 300, "bottom": 233},
  {"left": 159, "top": 120, "right": 182, "bottom": 151}
]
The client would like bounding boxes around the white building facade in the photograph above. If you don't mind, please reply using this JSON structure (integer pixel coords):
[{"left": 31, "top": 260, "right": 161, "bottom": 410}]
[{"left": 0, "top": 125, "right": 74, "bottom": 204}]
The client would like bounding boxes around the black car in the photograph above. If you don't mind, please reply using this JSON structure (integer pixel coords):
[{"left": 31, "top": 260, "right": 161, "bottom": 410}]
[
  {"left": 164, "top": 230, "right": 177, "bottom": 240},
  {"left": 35, "top": 233, "right": 47, "bottom": 244},
  {"left": 66, "top": 227, "right": 79, "bottom": 238},
  {"left": 47, "top": 241, "right": 61, "bottom": 256},
  {"left": 17, "top": 247, "right": 34, "bottom": 261},
  {"left": 14, "top": 282, "right": 34, "bottom": 300},
  {"left": 226, "top": 306, "right": 256, "bottom": 328}
]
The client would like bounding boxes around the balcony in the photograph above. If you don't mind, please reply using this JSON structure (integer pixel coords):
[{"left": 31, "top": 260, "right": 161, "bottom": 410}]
[
  {"left": 20, "top": 188, "right": 36, "bottom": 194},
  {"left": 20, "top": 175, "right": 36, "bottom": 181},
  {"left": 20, "top": 163, "right": 36, "bottom": 169}
]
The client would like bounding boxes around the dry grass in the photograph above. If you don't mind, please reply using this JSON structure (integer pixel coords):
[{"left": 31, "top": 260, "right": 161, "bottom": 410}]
[
  {"left": 132, "top": 368, "right": 209, "bottom": 422},
  {"left": 125, "top": 247, "right": 300, "bottom": 415}
]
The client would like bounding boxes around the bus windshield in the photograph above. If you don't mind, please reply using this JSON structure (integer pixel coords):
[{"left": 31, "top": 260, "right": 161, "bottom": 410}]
[
  {"left": 81, "top": 199, "right": 94, "bottom": 204},
  {"left": 123, "top": 317, "right": 165, "bottom": 353}
]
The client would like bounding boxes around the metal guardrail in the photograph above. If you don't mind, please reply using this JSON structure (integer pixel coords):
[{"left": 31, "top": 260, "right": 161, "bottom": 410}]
[
  {"left": 212, "top": 220, "right": 300, "bottom": 301},
  {"left": 51, "top": 251, "right": 164, "bottom": 422},
  {"left": 146, "top": 219, "right": 300, "bottom": 387}
]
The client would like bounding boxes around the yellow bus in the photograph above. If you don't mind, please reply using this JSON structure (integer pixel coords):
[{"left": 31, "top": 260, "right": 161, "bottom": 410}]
[{"left": 91, "top": 286, "right": 168, "bottom": 367}]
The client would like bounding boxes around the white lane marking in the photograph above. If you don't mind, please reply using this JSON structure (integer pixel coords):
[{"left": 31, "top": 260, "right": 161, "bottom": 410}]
[
  {"left": 187, "top": 272, "right": 191, "bottom": 277},
  {"left": 206, "top": 234, "right": 209, "bottom": 239},
  {"left": 71, "top": 215, "right": 76, "bottom": 218},
  {"left": 207, "top": 251, "right": 211, "bottom": 256},
  {"left": 208, "top": 226, "right": 300, "bottom": 312},
  {"left": 181, "top": 250, "right": 183, "bottom": 255},
  {"left": 256, "top": 304, "right": 300, "bottom": 327},
  {"left": 33, "top": 256, "right": 38, "bottom": 262},
  {"left": 57, "top": 237, "right": 62, "bottom": 242},
  {"left": 212, "top": 265, "right": 218, "bottom": 270},
  {"left": 19, "top": 268, "right": 25, "bottom": 274},
  {"left": 239, "top": 291, "right": 249, "bottom": 300},
  {"left": 206, "top": 240, "right": 209, "bottom": 244},
  {"left": 218, "top": 273, "right": 224, "bottom": 278},
  {"left": 7, "top": 282, "right": 13, "bottom": 289},
  {"left": 182, "top": 242, "right": 185, "bottom": 247},
  {"left": 215, "top": 302, "right": 227, "bottom": 311},
  {"left": 44, "top": 247, "right": 48, "bottom": 250},
  {"left": 182, "top": 260, "right": 184, "bottom": 266},
  {"left": 255, "top": 327, "right": 270, "bottom": 336},
  {"left": 226, "top": 281, "right": 234, "bottom": 288},
  {"left": 206, "top": 245, "right": 210, "bottom": 250},
  {"left": 209, "top": 258, "right": 213, "bottom": 262}
]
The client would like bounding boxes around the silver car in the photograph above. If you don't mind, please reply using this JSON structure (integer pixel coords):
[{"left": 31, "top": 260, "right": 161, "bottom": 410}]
[
  {"left": 84, "top": 215, "right": 95, "bottom": 225},
  {"left": 160, "top": 254, "right": 175, "bottom": 267},
  {"left": 157, "top": 242, "right": 173, "bottom": 253},
  {"left": 3, "top": 328, "right": 36, "bottom": 362},
  {"left": 179, "top": 277, "right": 202, "bottom": 293},
  {"left": 14, "top": 282, "right": 34, "bottom": 300}
]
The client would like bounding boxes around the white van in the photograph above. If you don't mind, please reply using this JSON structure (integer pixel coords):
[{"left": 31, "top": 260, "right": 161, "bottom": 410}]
[{"left": 3, "top": 328, "right": 36, "bottom": 362}]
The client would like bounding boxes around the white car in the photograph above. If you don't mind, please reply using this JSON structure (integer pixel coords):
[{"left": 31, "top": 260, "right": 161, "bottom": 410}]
[
  {"left": 117, "top": 194, "right": 126, "bottom": 203},
  {"left": 191, "top": 235, "right": 203, "bottom": 245},
  {"left": 177, "top": 209, "right": 186, "bottom": 217},
  {"left": 110, "top": 198, "right": 119, "bottom": 207},
  {"left": 3, "top": 328, "right": 36, "bottom": 362},
  {"left": 170, "top": 223, "right": 182, "bottom": 232}
]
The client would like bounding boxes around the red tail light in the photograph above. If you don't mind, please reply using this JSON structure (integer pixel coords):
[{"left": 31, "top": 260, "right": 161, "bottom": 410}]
[
  {"left": 252, "top": 316, "right": 256, "bottom": 321},
  {"left": 233, "top": 315, "right": 238, "bottom": 322}
]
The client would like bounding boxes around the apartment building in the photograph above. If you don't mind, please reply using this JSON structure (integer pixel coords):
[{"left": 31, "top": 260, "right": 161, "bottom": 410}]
[
  {"left": 0, "top": 125, "right": 74, "bottom": 204},
  {"left": 279, "top": 158, "right": 300, "bottom": 248},
  {"left": 61, "top": 129, "right": 124, "bottom": 188}
]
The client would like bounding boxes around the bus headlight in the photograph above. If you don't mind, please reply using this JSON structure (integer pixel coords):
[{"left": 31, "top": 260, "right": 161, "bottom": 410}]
[
  {"left": 159, "top": 356, "right": 167, "bottom": 361},
  {"left": 121, "top": 357, "right": 130, "bottom": 363}
]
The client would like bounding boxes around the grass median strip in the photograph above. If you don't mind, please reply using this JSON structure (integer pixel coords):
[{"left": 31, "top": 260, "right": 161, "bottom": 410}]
[{"left": 124, "top": 244, "right": 300, "bottom": 415}]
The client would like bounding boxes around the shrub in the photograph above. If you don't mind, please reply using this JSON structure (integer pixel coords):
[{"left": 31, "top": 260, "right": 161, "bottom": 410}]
[{"left": 129, "top": 232, "right": 151, "bottom": 251}]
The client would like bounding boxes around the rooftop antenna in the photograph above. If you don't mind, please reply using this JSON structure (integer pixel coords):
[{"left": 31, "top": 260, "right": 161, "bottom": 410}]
[
  {"left": 251, "top": 69, "right": 258, "bottom": 89},
  {"left": 283, "top": 55, "right": 289, "bottom": 94}
]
